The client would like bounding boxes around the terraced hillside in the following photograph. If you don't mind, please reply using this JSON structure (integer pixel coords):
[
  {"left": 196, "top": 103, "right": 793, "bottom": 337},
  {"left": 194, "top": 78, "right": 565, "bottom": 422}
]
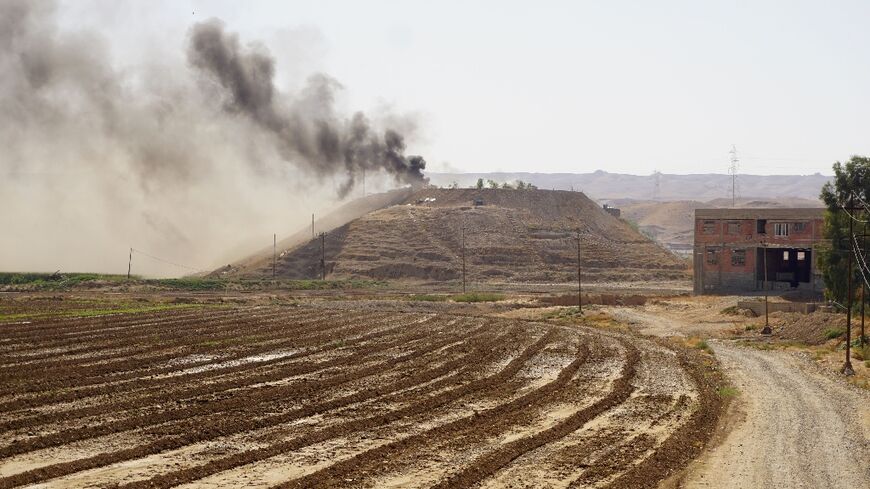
[
  {"left": 0, "top": 303, "right": 721, "bottom": 488},
  {"left": 225, "top": 189, "right": 687, "bottom": 283}
]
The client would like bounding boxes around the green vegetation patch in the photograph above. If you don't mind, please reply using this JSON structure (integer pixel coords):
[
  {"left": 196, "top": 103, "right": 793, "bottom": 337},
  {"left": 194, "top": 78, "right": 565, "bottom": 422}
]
[
  {"left": 717, "top": 386, "right": 739, "bottom": 398},
  {"left": 451, "top": 292, "right": 505, "bottom": 303},
  {"left": 824, "top": 328, "right": 845, "bottom": 340},
  {"left": 0, "top": 302, "right": 205, "bottom": 322}
]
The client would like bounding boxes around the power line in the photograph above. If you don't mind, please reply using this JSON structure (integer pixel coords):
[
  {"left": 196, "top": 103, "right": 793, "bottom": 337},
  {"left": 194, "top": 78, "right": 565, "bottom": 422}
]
[{"left": 130, "top": 248, "right": 207, "bottom": 273}]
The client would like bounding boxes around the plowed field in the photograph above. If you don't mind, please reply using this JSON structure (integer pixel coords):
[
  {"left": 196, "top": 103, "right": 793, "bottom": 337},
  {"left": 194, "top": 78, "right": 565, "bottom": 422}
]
[{"left": 0, "top": 304, "right": 720, "bottom": 488}]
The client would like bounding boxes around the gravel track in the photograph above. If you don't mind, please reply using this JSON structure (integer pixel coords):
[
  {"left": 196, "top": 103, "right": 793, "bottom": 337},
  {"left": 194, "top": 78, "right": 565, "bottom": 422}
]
[{"left": 607, "top": 306, "right": 870, "bottom": 489}]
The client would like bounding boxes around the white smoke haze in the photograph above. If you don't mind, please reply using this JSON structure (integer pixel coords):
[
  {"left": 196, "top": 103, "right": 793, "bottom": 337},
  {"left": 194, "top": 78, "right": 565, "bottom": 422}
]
[{"left": 0, "top": 0, "right": 425, "bottom": 277}]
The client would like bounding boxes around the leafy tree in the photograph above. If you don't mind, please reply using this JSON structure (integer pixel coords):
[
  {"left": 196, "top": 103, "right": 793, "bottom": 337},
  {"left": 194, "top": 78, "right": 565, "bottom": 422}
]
[
  {"left": 515, "top": 180, "right": 526, "bottom": 190},
  {"left": 501, "top": 182, "right": 512, "bottom": 189},
  {"left": 487, "top": 179, "right": 499, "bottom": 189},
  {"left": 476, "top": 178, "right": 484, "bottom": 189},
  {"left": 819, "top": 156, "right": 870, "bottom": 304}
]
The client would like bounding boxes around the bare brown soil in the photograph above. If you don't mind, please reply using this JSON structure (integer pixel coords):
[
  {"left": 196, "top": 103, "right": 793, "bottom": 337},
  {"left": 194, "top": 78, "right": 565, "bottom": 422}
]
[
  {"left": 0, "top": 299, "right": 721, "bottom": 488},
  {"left": 224, "top": 188, "right": 687, "bottom": 284}
]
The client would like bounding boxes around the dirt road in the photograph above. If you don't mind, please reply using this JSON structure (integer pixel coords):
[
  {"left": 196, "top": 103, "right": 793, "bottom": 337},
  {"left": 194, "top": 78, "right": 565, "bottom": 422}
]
[{"left": 608, "top": 307, "right": 870, "bottom": 488}]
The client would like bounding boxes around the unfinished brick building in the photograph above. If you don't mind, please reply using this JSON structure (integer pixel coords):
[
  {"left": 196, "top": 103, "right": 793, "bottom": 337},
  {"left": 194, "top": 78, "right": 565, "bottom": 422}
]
[{"left": 693, "top": 208, "right": 826, "bottom": 294}]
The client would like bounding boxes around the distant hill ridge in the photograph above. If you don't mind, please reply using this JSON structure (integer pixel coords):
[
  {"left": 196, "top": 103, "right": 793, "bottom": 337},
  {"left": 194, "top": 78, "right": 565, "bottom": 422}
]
[{"left": 427, "top": 171, "right": 830, "bottom": 202}]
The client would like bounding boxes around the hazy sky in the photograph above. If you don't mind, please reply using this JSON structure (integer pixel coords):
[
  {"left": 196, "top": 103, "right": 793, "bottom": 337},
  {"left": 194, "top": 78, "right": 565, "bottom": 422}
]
[{"left": 57, "top": 0, "right": 870, "bottom": 176}]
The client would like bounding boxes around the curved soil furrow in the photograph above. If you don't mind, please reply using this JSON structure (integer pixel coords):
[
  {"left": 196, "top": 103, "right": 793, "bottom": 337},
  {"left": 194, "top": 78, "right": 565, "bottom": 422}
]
[
  {"left": 0, "top": 314, "right": 464, "bottom": 461},
  {"left": 0, "top": 309, "right": 387, "bottom": 412},
  {"left": 30, "top": 324, "right": 511, "bottom": 487},
  {"left": 0, "top": 307, "right": 244, "bottom": 356},
  {"left": 0, "top": 307, "right": 310, "bottom": 371},
  {"left": 0, "top": 311, "right": 411, "bottom": 413},
  {"left": 273, "top": 332, "right": 593, "bottom": 489},
  {"left": 0, "top": 314, "right": 468, "bottom": 436},
  {"left": 426, "top": 340, "right": 640, "bottom": 489},
  {"left": 0, "top": 308, "right": 318, "bottom": 383},
  {"left": 107, "top": 327, "right": 554, "bottom": 489},
  {"left": 0, "top": 320, "right": 506, "bottom": 488},
  {"left": 0, "top": 306, "right": 230, "bottom": 339}
]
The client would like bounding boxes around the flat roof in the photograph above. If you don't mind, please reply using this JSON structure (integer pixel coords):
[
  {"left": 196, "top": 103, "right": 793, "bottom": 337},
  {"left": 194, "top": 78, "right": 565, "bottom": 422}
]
[{"left": 695, "top": 208, "right": 825, "bottom": 220}]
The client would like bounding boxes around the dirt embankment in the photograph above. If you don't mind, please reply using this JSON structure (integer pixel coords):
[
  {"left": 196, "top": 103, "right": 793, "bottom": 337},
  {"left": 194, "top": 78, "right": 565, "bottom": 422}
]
[{"left": 234, "top": 188, "right": 687, "bottom": 284}]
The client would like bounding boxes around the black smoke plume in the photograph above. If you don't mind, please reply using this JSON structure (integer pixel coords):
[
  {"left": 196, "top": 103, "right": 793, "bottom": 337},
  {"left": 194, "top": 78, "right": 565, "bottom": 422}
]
[
  {"left": 0, "top": 0, "right": 427, "bottom": 275},
  {"left": 188, "top": 19, "right": 427, "bottom": 195}
]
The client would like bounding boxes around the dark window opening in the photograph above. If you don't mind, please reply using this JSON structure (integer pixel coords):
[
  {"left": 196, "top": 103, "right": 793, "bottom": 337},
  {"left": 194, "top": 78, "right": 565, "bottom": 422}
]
[
  {"left": 757, "top": 219, "right": 767, "bottom": 234},
  {"left": 757, "top": 248, "right": 811, "bottom": 287},
  {"left": 703, "top": 220, "right": 716, "bottom": 234},
  {"left": 793, "top": 222, "right": 806, "bottom": 232},
  {"left": 706, "top": 248, "right": 719, "bottom": 265}
]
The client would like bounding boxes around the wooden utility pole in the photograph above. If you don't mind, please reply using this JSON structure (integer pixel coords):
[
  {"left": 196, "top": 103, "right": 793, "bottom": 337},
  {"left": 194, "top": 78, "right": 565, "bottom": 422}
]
[
  {"left": 862, "top": 222, "right": 867, "bottom": 347},
  {"left": 127, "top": 248, "right": 132, "bottom": 279},
  {"left": 461, "top": 224, "right": 467, "bottom": 294},
  {"left": 843, "top": 195, "right": 856, "bottom": 376},
  {"left": 273, "top": 234, "right": 277, "bottom": 279},
  {"left": 761, "top": 243, "right": 770, "bottom": 334},
  {"left": 319, "top": 232, "right": 327, "bottom": 281},
  {"left": 577, "top": 231, "right": 583, "bottom": 313}
]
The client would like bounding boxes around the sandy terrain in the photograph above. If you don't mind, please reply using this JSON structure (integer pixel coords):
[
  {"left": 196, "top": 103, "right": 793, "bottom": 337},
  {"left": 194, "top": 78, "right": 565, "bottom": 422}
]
[{"left": 607, "top": 302, "right": 870, "bottom": 488}]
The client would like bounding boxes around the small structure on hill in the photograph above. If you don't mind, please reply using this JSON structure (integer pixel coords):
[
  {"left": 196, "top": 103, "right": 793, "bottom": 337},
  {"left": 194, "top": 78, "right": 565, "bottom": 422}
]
[
  {"left": 602, "top": 204, "right": 621, "bottom": 218},
  {"left": 693, "top": 208, "right": 826, "bottom": 294}
]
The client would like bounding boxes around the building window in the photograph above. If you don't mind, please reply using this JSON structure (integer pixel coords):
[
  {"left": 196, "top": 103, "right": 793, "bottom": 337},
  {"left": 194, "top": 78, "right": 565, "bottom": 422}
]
[
  {"left": 706, "top": 248, "right": 719, "bottom": 265},
  {"left": 783, "top": 250, "right": 790, "bottom": 260},
  {"left": 774, "top": 223, "right": 789, "bottom": 237},
  {"left": 757, "top": 219, "right": 767, "bottom": 234},
  {"left": 727, "top": 222, "right": 740, "bottom": 234},
  {"left": 793, "top": 222, "right": 806, "bottom": 232},
  {"left": 731, "top": 249, "right": 746, "bottom": 266},
  {"left": 797, "top": 251, "right": 806, "bottom": 261},
  {"left": 702, "top": 220, "right": 716, "bottom": 234}
]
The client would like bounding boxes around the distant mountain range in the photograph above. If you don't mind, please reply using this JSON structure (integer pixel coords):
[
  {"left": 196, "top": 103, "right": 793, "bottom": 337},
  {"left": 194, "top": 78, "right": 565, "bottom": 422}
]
[{"left": 426, "top": 171, "right": 830, "bottom": 202}]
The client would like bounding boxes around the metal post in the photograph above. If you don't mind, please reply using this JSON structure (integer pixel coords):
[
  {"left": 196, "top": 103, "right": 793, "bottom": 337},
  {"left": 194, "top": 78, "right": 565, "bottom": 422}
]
[
  {"left": 577, "top": 231, "right": 583, "bottom": 313},
  {"left": 127, "top": 248, "right": 132, "bottom": 279},
  {"left": 320, "top": 232, "right": 326, "bottom": 281},
  {"left": 273, "top": 234, "right": 277, "bottom": 279},
  {"left": 843, "top": 196, "right": 855, "bottom": 376},
  {"left": 461, "top": 224, "right": 467, "bottom": 294},
  {"left": 762, "top": 243, "right": 771, "bottom": 334}
]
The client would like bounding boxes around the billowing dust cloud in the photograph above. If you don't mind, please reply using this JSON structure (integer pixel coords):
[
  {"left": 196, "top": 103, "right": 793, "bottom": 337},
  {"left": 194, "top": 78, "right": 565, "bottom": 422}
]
[{"left": 0, "top": 0, "right": 426, "bottom": 276}]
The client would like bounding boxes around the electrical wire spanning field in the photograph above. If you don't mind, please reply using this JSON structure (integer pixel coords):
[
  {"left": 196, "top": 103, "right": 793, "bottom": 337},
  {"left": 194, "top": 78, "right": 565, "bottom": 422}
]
[{"left": 0, "top": 304, "right": 721, "bottom": 488}]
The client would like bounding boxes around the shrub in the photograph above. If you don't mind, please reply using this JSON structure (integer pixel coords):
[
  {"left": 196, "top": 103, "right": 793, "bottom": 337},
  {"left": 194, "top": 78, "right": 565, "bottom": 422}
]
[
  {"left": 721, "top": 305, "right": 739, "bottom": 315},
  {"left": 824, "top": 328, "right": 845, "bottom": 340},
  {"left": 452, "top": 292, "right": 505, "bottom": 303},
  {"left": 717, "top": 386, "right": 739, "bottom": 398}
]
